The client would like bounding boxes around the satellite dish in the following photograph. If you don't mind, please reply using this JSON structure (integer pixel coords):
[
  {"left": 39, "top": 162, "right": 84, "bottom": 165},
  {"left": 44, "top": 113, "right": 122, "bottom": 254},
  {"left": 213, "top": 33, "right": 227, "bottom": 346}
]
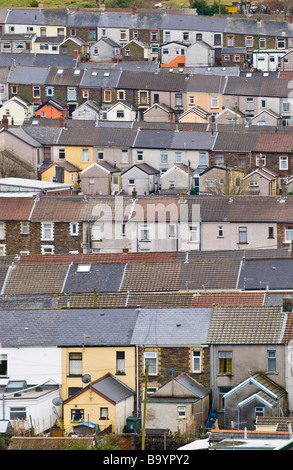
[
  {"left": 52, "top": 397, "right": 63, "bottom": 406},
  {"left": 82, "top": 374, "right": 92, "bottom": 384},
  {"left": 166, "top": 366, "right": 176, "bottom": 376}
]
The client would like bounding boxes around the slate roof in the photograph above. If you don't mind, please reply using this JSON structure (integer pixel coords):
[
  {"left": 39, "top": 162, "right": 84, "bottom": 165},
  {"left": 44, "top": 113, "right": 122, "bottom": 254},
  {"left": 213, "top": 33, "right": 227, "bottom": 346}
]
[
  {"left": 206, "top": 306, "right": 286, "bottom": 344},
  {"left": 91, "top": 373, "right": 134, "bottom": 403},
  {"left": 45, "top": 67, "right": 84, "bottom": 86},
  {"left": 213, "top": 131, "right": 259, "bottom": 152},
  {"left": 117, "top": 70, "right": 187, "bottom": 91},
  {"left": 80, "top": 69, "right": 122, "bottom": 89},
  {"left": 56, "top": 308, "right": 139, "bottom": 347},
  {"left": 62, "top": 263, "right": 127, "bottom": 294},
  {"left": 7, "top": 65, "right": 50, "bottom": 85},
  {"left": 133, "top": 129, "right": 215, "bottom": 150},
  {"left": 237, "top": 259, "right": 293, "bottom": 290},
  {"left": 185, "top": 75, "right": 228, "bottom": 94},
  {"left": 130, "top": 308, "right": 213, "bottom": 346},
  {"left": 224, "top": 76, "right": 290, "bottom": 98},
  {"left": 57, "top": 127, "right": 137, "bottom": 147}
]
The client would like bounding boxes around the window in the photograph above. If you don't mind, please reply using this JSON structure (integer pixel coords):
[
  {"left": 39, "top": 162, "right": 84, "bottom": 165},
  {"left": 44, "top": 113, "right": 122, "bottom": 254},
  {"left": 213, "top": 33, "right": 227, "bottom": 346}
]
[
  {"left": 69, "top": 352, "right": 82, "bottom": 376},
  {"left": 71, "top": 409, "right": 84, "bottom": 421},
  {"left": 117, "top": 110, "right": 124, "bottom": 119},
  {"left": 124, "top": 48, "right": 130, "bottom": 57},
  {"left": 256, "top": 154, "right": 266, "bottom": 167},
  {"left": 92, "top": 222, "right": 102, "bottom": 240},
  {"left": 279, "top": 156, "right": 288, "bottom": 170},
  {"left": 245, "top": 36, "right": 253, "bottom": 47},
  {"left": 116, "top": 351, "right": 125, "bottom": 374},
  {"left": 215, "top": 153, "right": 224, "bottom": 164},
  {"left": 68, "top": 387, "right": 82, "bottom": 398},
  {"left": 40, "top": 27, "right": 46, "bottom": 36},
  {"left": 133, "top": 30, "right": 138, "bottom": 39},
  {"left": 140, "top": 225, "right": 150, "bottom": 241},
  {"left": 162, "top": 48, "right": 169, "bottom": 55},
  {"left": 70, "top": 28, "right": 76, "bottom": 37},
  {"left": 139, "top": 91, "right": 148, "bottom": 105},
  {"left": 0, "top": 245, "right": 5, "bottom": 256},
  {"left": 82, "top": 148, "right": 89, "bottom": 162},
  {"left": 218, "top": 351, "right": 232, "bottom": 374},
  {"left": 144, "top": 351, "right": 157, "bottom": 375},
  {"left": 169, "top": 224, "right": 176, "bottom": 238},
  {"left": 160, "top": 150, "right": 168, "bottom": 164},
  {"left": 192, "top": 351, "right": 201, "bottom": 372},
  {"left": 46, "top": 87, "right": 54, "bottom": 97},
  {"left": 285, "top": 226, "right": 293, "bottom": 243},
  {"left": 218, "top": 387, "right": 231, "bottom": 410},
  {"left": 239, "top": 226, "right": 247, "bottom": 244},
  {"left": 118, "top": 90, "right": 125, "bottom": 101},
  {"left": 101, "top": 29, "right": 106, "bottom": 37},
  {"left": 100, "top": 408, "right": 108, "bottom": 420},
  {"left": 82, "top": 90, "right": 89, "bottom": 99},
  {"left": 137, "top": 151, "right": 143, "bottom": 162},
  {"left": 267, "top": 350, "right": 277, "bottom": 372},
  {"left": 218, "top": 226, "right": 224, "bottom": 237},
  {"left": 164, "top": 31, "right": 170, "bottom": 42},
  {"left": 283, "top": 100, "right": 290, "bottom": 113},
  {"left": 10, "top": 408, "right": 26, "bottom": 420},
  {"left": 199, "top": 152, "right": 208, "bottom": 166},
  {"left": 128, "top": 179, "right": 135, "bottom": 186},
  {"left": 246, "top": 98, "right": 254, "bottom": 111},
  {"left": 120, "top": 30, "right": 127, "bottom": 40},
  {"left": 259, "top": 37, "right": 266, "bottom": 49},
  {"left": 89, "top": 29, "right": 96, "bottom": 40},
  {"left": 151, "top": 31, "right": 158, "bottom": 41},
  {"left": 33, "top": 86, "right": 40, "bottom": 98},
  {"left": 175, "top": 94, "right": 182, "bottom": 106},
  {"left": 176, "top": 152, "right": 182, "bottom": 164},
  {"left": 277, "top": 38, "right": 285, "bottom": 49},
  {"left": 268, "top": 227, "right": 274, "bottom": 239},
  {"left": 89, "top": 177, "right": 95, "bottom": 185},
  {"left": 255, "top": 406, "right": 265, "bottom": 419},
  {"left": 0, "top": 222, "right": 5, "bottom": 239},
  {"left": 211, "top": 96, "right": 219, "bottom": 109},
  {"left": 183, "top": 32, "right": 189, "bottom": 41},
  {"left": 21, "top": 222, "right": 29, "bottom": 235},
  {"left": 206, "top": 178, "right": 216, "bottom": 188},
  {"left": 169, "top": 181, "right": 175, "bottom": 188},
  {"left": 121, "top": 149, "right": 128, "bottom": 163},
  {"left": 70, "top": 222, "right": 79, "bottom": 236},
  {"left": 8, "top": 26, "right": 15, "bottom": 32},
  {"left": 41, "top": 222, "right": 54, "bottom": 241},
  {"left": 0, "top": 354, "right": 7, "bottom": 375},
  {"left": 59, "top": 148, "right": 65, "bottom": 159},
  {"left": 154, "top": 93, "right": 159, "bottom": 103},
  {"left": 214, "top": 34, "right": 221, "bottom": 45},
  {"left": 178, "top": 406, "right": 186, "bottom": 418},
  {"left": 227, "top": 36, "right": 234, "bottom": 46},
  {"left": 189, "top": 226, "right": 198, "bottom": 242},
  {"left": 238, "top": 154, "right": 247, "bottom": 168},
  {"left": 41, "top": 245, "right": 54, "bottom": 255},
  {"left": 97, "top": 150, "right": 104, "bottom": 160},
  {"left": 189, "top": 95, "right": 195, "bottom": 105},
  {"left": 67, "top": 87, "right": 77, "bottom": 101},
  {"left": 40, "top": 43, "right": 49, "bottom": 51}
]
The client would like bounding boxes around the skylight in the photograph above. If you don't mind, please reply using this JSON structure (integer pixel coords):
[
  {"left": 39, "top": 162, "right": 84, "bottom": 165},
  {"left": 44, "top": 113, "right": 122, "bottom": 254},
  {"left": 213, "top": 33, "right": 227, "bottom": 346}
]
[{"left": 77, "top": 264, "right": 91, "bottom": 273}]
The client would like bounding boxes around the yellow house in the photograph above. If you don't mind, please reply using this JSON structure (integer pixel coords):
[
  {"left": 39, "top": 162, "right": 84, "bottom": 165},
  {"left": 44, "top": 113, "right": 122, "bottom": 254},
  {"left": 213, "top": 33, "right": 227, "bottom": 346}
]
[
  {"left": 186, "top": 76, "right": 226, "bottom": 120},
  {"left": 63, "top": 373, "right": 135, "bottom": 435},
  {"left": 32, "top": 25, "right": 65, "bottom": 54},
  {"left": 186, "top": 92, "right": 223, "bottom": 118},
  {"left": 56, "top": 145, "right": 94, "bottom": 172},
  {"left": 40, "top": 160, "right": 81, "bottom": 188},
  {"left": 0, "top": 96, "right": 33, "bottom": 126},
  {"left": 179, "top": 106, "right": 210, "bottom": 124}
]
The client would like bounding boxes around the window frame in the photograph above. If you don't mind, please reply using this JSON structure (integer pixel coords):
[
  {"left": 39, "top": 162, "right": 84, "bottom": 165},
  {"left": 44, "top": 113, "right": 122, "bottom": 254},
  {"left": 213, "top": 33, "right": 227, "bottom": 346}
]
[
  {"left": 267, "top": 350, "right": 277, "bottom": 372},
  {"left": 41, "top": 222, "right": 54, "bottom": 241},
  {"left": 69, "top": 352, "right": 82, "bottom": 376},
  {"left": 192, "top": 350, "right": 201, "bottom": 373},
  {"left": 218, "top": 350, "right": 232, "bottom": 375},
  {"left": 239, "top": 226, "right": 248, "bottom": 244},
  {"left": 144, "top": 351, "right": 158, "bottom": 375}
]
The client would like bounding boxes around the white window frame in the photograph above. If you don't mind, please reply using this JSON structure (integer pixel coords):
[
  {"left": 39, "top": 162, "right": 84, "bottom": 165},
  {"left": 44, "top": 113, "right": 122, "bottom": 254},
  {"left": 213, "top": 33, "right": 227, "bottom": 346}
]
[
  {"left": 0, "top": 244, "right": 6, "bottom": 256},
  {"left": 70, "top": 222, "right": 79, "bottom": 236},
  {"left": 41, "top": 245, "right": 55, "bottom": 255},
  {"left": 41, "top": 222, "right": 54, "bottom": 241},
  {"left": 211, "top": 96, "right": 219, "bottom": 109},
  {"left": 239, "top": 226, "right": 247, "bottom": 244},
  {"left": 177, "top": 406, "right": 186, "bottom": 418},
  {"left": 140, "top": 225, "right": 150, "bottom": 241},
  {"left": 189, "top": 226, "right": 198, "bottom": 243},
  {"left": 0, "top": 222, "right": 5, "bottom": 239},
  {"left": 82, "top": 148, "right": 89, "bottom": 162},
  {"left": 144, "top": 351, "right": 157, "bottom": 375},
  {"left": 256, "top": 154, "right": 266, "bottom": 167},
  {"left": 137, "top": 150, "right": 143, "bottom": 162},
  {"left": 160, "top": 150, "right": 168, "bottom": 164},
  {"left": 192, "top": 350, "right": 201, "bottom": 373},
  {"left": 285, "top": 226, "right": 293, "bottom": 243},
  {"left": 279, "top": 156, "right": 288, "bottom": 170}
]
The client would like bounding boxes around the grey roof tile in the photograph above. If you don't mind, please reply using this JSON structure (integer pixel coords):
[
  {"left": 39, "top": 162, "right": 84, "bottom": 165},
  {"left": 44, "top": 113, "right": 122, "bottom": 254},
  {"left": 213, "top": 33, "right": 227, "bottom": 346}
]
[
  {"left": 131, "top": 308, "right": 213, "bottom": 346},
  {"left": 62, "top": 263, "right": 127, "bottom": 294}
]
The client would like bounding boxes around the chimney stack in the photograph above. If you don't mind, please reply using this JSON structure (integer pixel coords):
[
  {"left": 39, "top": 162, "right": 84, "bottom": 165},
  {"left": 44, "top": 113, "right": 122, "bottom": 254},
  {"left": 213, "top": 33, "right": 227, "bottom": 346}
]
[{"left": 1, "top": 115, "right": 9, "bottom": 129}]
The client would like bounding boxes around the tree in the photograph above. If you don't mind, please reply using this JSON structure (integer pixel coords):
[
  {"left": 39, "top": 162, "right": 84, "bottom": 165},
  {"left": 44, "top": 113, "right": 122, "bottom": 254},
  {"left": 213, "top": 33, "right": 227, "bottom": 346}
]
[{"left": 190, "top": 0, "right": 227, "bottom": 15}]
